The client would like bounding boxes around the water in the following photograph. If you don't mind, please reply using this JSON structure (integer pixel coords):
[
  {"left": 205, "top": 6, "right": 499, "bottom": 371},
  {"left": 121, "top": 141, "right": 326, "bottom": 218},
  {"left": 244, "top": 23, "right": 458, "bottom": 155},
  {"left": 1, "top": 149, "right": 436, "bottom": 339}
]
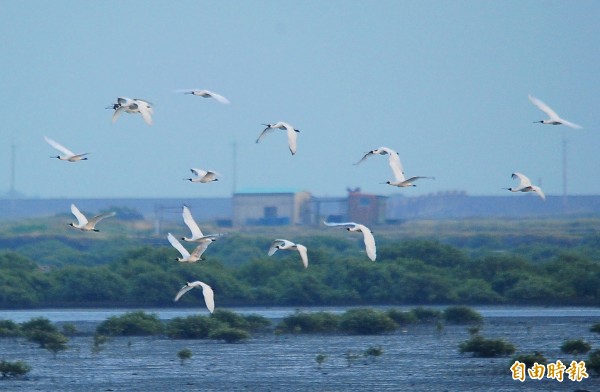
[{"left": 1, "top": 307, "right": 599, "bottom": 391}]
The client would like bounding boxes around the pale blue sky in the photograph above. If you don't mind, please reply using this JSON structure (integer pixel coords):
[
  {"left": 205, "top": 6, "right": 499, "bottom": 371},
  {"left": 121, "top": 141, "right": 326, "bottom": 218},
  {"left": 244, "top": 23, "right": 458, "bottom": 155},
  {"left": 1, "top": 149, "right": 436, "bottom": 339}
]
[{"left": 1, "top": 1, "right": 599, "bottom": 199}]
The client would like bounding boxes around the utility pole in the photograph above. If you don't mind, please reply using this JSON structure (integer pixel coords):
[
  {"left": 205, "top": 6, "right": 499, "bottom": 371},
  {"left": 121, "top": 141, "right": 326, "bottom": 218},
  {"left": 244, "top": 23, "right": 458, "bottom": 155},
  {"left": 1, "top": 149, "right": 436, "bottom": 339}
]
[
  {"left": 232, "top": 141, "right": 238, "bottom": 194},
  {"left": 562, "top": 136, "right": 568, "bottom": 209},
  {"left": 10, "top": 143, "right": 16, "bottom": 197}
]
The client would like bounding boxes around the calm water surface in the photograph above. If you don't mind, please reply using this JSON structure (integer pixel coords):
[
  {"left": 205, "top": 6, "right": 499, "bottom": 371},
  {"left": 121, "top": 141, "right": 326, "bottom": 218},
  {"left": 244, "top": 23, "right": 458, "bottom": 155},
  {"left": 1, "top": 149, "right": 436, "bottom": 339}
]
[{"left": 1, "top": 306, "right": 599, "bottom": 391}]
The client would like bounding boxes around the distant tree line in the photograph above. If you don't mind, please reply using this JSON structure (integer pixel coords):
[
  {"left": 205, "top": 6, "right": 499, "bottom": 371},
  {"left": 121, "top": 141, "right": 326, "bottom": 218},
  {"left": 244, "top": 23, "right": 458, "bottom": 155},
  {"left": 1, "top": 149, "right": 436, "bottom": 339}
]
[{"left": 1, "top": 234, "right": 600, "bottom": 308}]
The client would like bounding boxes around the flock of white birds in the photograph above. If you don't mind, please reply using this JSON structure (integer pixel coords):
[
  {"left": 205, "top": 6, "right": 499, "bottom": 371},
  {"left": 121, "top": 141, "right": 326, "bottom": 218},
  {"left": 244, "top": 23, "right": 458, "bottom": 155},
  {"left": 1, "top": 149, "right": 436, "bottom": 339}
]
[{"left": 42, "top": 91, "right": 581, "bottom": 313}]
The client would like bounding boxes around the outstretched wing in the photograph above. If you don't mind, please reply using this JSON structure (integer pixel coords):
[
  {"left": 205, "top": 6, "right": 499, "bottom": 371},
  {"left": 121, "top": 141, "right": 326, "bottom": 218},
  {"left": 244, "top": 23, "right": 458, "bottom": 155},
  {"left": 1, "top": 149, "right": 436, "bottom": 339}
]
[
  {"left": 45, "top": 136, "right": 75, "bottom": 157},
  {"left": 355, "top": 224, "right": 376, "bottom": 261},
  {"left": 182, "top": 206, "right": 203, "bottom": 239},
  {"left": 168, "top": 233, "right": 190, "bottom": 258},
  {"left": 528, "top": 95, "right": 559, "bottom": 120},
  {"left": 387, "top": 151, "right": 405, "bottom": 182},
  {"left": 174, "top": 284, "right": 194, "bottom": 302},
  {"left": 531, "top": 185, "right": 546, "bottom": 200},
  {"left": 190, "top": 242, "right": 211, "bottom": 259},
  {"left": 198, "top": 282, "right": 215, "bottom": 313},
  {"left": 296, "top": 244, "right": 308, "bottom": 268},
  {"left": 354, "top": 151, "right": 374, "bottom": 165},
  {"left": 286, "top": 127, "right": 298, "bottom": 155},
  {"left": 70, "top": 204, "right": 88, "bottom": 226},
  {"left": 88, "top": 211, "right": 116, "bottom": 227},
  {"left": 190, "top": 168, "right": 208, "bottom": 178},
  {"left": 323, "top": 221, "right": 357, "bottom": 229},
  {"left": 268, "top": 239, "right": 286, "bottom": 256},
  {"left": 136, "top": 100, "right": 153, "bottom": 125},
  {"left": 207, "top": 90, "right": 230, "bottom": 104},
  {"left": 256, "top": 125, "right": 275, "bottom": 143},
  {"left": 512, "top": 172, "right": 532, "bottom": 188}
]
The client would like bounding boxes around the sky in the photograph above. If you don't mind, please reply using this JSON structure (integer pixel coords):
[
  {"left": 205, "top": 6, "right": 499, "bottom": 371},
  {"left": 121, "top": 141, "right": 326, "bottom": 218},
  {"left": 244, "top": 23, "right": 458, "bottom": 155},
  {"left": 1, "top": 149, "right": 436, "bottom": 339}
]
[{"left": 1, "top": 1, "right": 599, "bottom": 200}]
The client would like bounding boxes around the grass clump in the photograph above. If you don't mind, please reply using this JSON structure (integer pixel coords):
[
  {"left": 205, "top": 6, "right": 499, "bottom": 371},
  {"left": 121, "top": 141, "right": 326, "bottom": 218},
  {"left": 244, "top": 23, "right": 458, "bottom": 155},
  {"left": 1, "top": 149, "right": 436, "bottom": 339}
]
[
  {"left": 209, "top": 327, "right": 250, "bottom": 343},
  {"left": 385, "top": 309, "right": 417, "bottom": 326},
  {"left": 96, "top": 311, "right": 164, "bottom": 336},
  {"left": 0, "top": 360, "right": 31, "bottom": 378},
  {"left": 587, "top": 349, "right": 600, "bottom": 375},
  {"left": 459, "top": 335, "right": 516, "bottom": 357},
  {"left": 513, "top": 351, "right": 547, "bottom": 368},
  {"left": 560, "top": 339, "right": 591, "bottom": 355},
  {"left": 339, "top": 308, "right": 397, "bottom": 335},
  {"left": 409, "top": 307, "right": 442, "bottom": 323},
  {"left": 0, "top": 319, "right": 21, "bottom": 337},
  {"left": 443, "top": 306, "right": 483, "bottom": 325},
  {"left": 275, "top": 311, "right": 340, "bottom": 334},
  {"left": 177, "top": 348, "right": 193, "bottom": 365},
  {"left": 166, "top": 315, "right": 222, "bottom": 339}
]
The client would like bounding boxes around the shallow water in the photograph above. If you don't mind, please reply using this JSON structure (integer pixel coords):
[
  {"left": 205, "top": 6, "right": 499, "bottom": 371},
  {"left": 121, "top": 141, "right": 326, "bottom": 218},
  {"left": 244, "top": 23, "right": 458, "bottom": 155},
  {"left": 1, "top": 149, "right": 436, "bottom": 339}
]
[{"left": 1, "top": 307, "right": 599, "bottom": 391}]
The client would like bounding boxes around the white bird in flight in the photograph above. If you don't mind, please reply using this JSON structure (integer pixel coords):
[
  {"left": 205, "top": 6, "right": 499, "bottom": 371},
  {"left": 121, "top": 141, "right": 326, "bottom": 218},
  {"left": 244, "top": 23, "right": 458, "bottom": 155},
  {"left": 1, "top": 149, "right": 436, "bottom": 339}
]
[
  {"left": 268, "top": 239, "right": 308, "bottom": 268},
  {"left": 69, "top": 204, "right": 115, "bottom": 232},
  {"left": 177, "top": 89, "right": 230, "bottom": 104},
  {"left": 174, "top": 280, "right": 215, "bottom": 313},
  {"left": 256, "top": 121, "right": 300, "bottom": 155},
  {"left": 356, "top": 146, "right": 433, "bottom": 187},
  {"left": 504, "top": 172, "right": 546, "bottom": 200},
  {"left": 185, "top": 168, "right": 219, "bottom": 183},
  {"left": 323, "top": 221, "right": 376, "bottom": 261},
  {"left": 181, "top": 205, "right": 220, "bottom": 243},
  {"left": 108, "top": 97, "right": 154, "bottom": 125},
  {"left": 167, "top": 232, "right": 213, "bottom": 262},
  {"left": 528, "top": 95, "right": 581, "bottom": 129},
  {"left": 44, "top": 136, "right": 88, "bottom": 162}
]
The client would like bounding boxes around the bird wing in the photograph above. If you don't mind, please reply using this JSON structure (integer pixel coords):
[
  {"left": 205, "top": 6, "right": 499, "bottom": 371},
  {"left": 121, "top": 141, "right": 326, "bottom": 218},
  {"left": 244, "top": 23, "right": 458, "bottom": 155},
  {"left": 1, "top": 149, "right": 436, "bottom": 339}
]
[
  {"left": 136, "top": 100, "right": 154, "bottom": 125},
  {"left": 182, "top": 206, "right": 203, "bottom": 239},
  {"left": 190, "top": 242, "right": 211, "bottom": 259},
  {"left": 70, "top": 204, "right": 88, "bottom": 226},
  {"left": 296, "top": 244, "right": 308, "bottom": 268},
  {"left": 286, "top": 127, "right": 298, "bottom": 155},
  {"left": 268, "top": 239, "right": 286, "bottom": 256},
  {"left": 528, "top": 95, "right": 560, "bottom": 120},
  {"left": 512, "top": 172, "right": 531, "bottom": 188},
  {"left": 197, "top": 281, "right": 215, "bottom": 313},
  {"left": 190, "top": 168, "right": 208, "bottom": 178},
  {"left": 202, "top": 171, "right": 219, "bottom": 182},
  {"left": 323, "top": 221, "right": 357, "bottom": 229},
  {"left": 388, "top": 151, "right": 406, "bottom": 182},
  {"left": 174, "top": 283, "right": 195, "bottom": 302},
  {"left": 45, "top": 136, "right": 75, "bottom": 157},
  {"left": 88, "top": 211, "right": 116, "bottom": 226},
  {"left": 168, "top": 233, "right": 190, "bottom": 258},
  {"left": 559, "top": 118, "right": 582, "bottom": 130},
  {"left": 256, "top": 125, "right": 275, "bottom": 144},
  {"left": 354, "top": 151, "right": 374, "bottom": 165},
  {"left": 358, "top": 224, "right": 377, "bottom": 261},
  {"left": 207, "top": 91, "right": 230, "bottom": 104},
  {"left": 112, "top": 106, "right": 125, "bottom": 123},
  {"left": 531, "top": 185, "right": 546, "bottom": 200},
  {"left": 405, "top": 176, "right": 434, "bottom": 183}
]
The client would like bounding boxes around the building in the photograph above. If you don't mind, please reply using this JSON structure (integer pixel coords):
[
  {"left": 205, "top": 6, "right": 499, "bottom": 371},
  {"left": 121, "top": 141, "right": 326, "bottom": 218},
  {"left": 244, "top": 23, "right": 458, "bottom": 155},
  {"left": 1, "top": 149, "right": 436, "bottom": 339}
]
[{"left": 232, "top": 189, "right": 311, "bottom": 226}]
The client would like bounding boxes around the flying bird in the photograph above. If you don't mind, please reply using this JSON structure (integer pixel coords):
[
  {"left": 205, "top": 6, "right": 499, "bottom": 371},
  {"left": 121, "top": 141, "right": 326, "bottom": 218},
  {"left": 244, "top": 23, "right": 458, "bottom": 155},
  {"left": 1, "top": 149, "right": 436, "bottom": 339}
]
[
  {"left": 356, "top": 146, "right": 433, "bottom": 187},
  {"left": 268, "top": 239, "right": 308, "bottom": 268},
  {"left": 181, "top": 205, "right": 220, "bottom": 243},
  {"left": 174, "top": 281, "right": 215, "bottom": 313},
  {"left": 44, "top": 136, "right": 88, "bottom": 162},
  {"left": 256, "top": 121, "right": 300, "bottom": 155},
  {"left": 69, "top": 204, "right": 115, "bottom": 231},
  {"left": 167, "top": 233, "right": 214, "bottom": 262},
  {"left": 185, "top": 168, "right": 219, "bottom": 183},
  {"left": 323, "top": 221, "right": 376, "bottom": 261},
  {"left": 504, "top": 172, "right": 546, "bottom": 200},
  {"left": 108, "top": 97, "right": 154, "bottom": 125},
  {"left": 177, "top": 89, "right": 230, "bottom": 104},
  {"left": 528, "top": 95, "right": 581, "bottom": 129}
]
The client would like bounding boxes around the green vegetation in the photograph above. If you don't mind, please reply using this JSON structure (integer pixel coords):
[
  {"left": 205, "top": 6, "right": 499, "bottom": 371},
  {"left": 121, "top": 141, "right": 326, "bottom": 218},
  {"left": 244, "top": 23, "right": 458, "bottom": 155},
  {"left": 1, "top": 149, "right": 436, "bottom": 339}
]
[
  {"left": 442, "top": 306, "right": 483, "bottom": 325},
  {"left": 96, "top": 311, "right": 164, "bottom": 336},
  {"left": 0, "top": 360, "right": 31, "bottom": 378},
  {"left": 2, "top": 218, "right": 600, "bottom": 307},
  {"left": 364, "top": 345, "right": 384, "bottom": 359},
  {"left": 590, "top": 323, "right": 600, "bottom": 334},
  {"left": 177, "top": 348, "right": 193, "bottom": 365},
  {"left": 513, "top": 352, "right": 547, "bottom": 368},
  {"left": 275, "top": 311, "right": 340, "bottom": 334},
  {"left": 459, "top": 335, "right": 516, "bottom": 357},
  {"left": 0, "top": 319, "right": 21, "bottom": 337},
  {"left": 20, "top": 317, "right": 69, "bottom": 356},
  {"left": 315, "top": 353, "right": 327, "bottom": 368},
  {"left": 587, "top": 349, "right": 600, "bottom": 375},
  {"left": 339, "top": 308, "right": 397, "bottom": 335},
  {"left": 209, "top": 327, "right": 250, "bottom": 343},
  {"left": 560, "top": 339, "right": 591, "bottom": 355}
]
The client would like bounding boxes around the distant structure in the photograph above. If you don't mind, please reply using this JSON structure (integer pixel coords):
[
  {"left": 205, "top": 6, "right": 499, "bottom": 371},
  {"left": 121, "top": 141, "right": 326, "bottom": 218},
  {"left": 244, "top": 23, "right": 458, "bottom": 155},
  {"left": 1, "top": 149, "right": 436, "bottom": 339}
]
[
  {"left": 347, "top": 188, "right": 387, "bottom": 226},
  {"left": 232, "top": 189, "right": 311, "bottom": 226}
]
